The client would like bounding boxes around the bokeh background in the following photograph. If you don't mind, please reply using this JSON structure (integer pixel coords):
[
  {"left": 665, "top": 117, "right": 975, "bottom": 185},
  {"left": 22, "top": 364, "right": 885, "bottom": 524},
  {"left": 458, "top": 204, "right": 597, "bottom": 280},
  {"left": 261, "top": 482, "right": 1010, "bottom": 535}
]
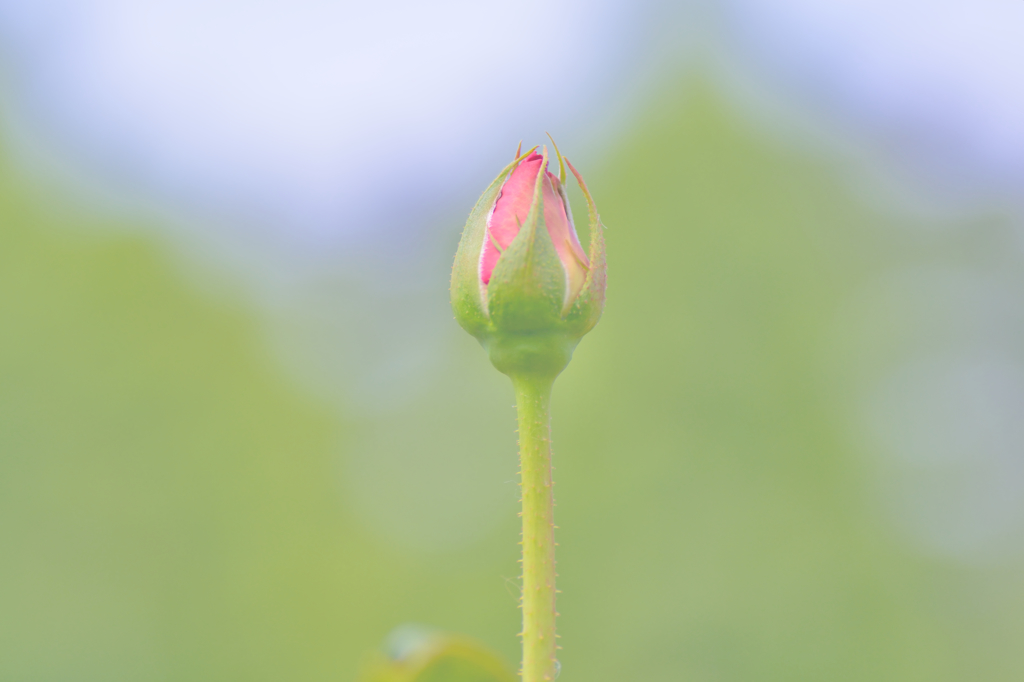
[{"left": 3, "top": 1, "right": 1024, "bottom": 680}]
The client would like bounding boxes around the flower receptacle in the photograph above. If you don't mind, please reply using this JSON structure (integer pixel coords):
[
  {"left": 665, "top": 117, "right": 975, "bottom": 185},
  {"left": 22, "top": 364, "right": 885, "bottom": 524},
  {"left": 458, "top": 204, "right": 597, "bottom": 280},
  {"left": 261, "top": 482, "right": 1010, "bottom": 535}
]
[{"left": 483, "top": 332, "right": 579, "bottom": 382}]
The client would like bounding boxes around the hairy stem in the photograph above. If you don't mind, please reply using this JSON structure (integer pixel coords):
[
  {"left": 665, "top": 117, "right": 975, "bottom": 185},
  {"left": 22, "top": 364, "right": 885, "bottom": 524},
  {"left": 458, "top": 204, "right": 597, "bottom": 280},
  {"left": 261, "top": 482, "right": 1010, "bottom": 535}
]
[{"left": 513, "top": 375, "right": 558, "bottom": 682}]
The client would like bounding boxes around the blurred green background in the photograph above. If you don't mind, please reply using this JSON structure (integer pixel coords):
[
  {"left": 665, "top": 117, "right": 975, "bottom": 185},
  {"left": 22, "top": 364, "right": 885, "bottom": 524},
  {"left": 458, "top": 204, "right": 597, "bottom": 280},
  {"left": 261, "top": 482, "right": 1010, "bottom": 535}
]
[{"left": 4, "top": 75, "right": 1024, "bottom": 682}]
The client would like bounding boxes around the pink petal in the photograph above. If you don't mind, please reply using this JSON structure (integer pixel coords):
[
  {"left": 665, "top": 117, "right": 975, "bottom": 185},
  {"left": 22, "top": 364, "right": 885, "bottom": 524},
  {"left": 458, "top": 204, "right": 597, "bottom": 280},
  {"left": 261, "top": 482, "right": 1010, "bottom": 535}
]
[{"left": 480, "top": 152, "right": 543, "bottom": 285}]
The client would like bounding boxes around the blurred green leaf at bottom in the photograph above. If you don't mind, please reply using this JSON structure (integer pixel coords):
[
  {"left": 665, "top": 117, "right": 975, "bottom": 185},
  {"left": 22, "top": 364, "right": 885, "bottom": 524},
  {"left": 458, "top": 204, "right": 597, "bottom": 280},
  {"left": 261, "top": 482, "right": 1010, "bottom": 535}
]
[{"left": 359, "top": 626, "right": 517, "bottom": 682}]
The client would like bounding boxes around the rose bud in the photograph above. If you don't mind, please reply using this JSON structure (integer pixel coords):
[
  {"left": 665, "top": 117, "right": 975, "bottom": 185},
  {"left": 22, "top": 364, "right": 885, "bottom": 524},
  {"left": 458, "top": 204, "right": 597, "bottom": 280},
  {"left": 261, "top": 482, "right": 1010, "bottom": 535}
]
[{"left": 450, "top": 141, "right": 606, "bottom": 380}]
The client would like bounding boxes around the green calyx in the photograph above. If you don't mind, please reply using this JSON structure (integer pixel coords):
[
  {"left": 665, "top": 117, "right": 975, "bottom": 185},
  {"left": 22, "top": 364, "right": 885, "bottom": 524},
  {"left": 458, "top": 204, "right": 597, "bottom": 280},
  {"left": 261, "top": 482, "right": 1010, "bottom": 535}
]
[{"left": 450, "top": 145, "right": 607, "bottom": 381}]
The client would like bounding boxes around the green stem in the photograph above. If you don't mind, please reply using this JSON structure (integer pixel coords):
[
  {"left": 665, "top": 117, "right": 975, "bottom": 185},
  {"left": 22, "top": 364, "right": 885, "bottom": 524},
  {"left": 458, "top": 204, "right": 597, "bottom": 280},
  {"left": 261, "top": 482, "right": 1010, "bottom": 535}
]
[{"left": 513, "top": 374, "right": 558, "bottom": 682}]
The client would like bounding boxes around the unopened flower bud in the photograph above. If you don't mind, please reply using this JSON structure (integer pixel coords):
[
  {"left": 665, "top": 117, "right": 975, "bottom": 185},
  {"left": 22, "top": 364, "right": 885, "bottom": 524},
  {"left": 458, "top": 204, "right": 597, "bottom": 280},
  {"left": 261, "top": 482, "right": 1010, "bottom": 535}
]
[{"left": 450, "top": 142, "right": 606, "bottom": 380}]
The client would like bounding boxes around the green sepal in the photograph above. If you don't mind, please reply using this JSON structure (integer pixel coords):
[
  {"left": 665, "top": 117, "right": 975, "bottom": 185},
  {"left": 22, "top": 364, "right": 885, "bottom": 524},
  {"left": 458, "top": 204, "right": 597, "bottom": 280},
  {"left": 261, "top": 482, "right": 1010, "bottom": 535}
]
[
  {"left": 563, "top": 158, "right": 607, "bottom": 337},
  {"left": 545, "top": 132, "right": 566, "bottom": 185},
  {"left": 449, "top": 154, "right": 526, "bottom": 338},
  {"left": 485, "top": 147, "right": 567, "bottom": 336}
]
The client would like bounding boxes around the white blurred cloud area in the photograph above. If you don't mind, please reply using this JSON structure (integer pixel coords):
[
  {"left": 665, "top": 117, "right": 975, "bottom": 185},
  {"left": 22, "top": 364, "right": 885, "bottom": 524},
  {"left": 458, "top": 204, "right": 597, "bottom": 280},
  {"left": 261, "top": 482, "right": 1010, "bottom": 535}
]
[{"left": 3, "top": 0, "right": 1024, "bottom": 560}]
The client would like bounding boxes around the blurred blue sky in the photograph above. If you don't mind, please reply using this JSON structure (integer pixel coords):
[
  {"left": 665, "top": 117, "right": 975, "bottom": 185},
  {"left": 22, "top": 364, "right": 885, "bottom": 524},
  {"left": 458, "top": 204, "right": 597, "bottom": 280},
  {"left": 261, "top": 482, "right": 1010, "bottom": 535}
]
[{"left": 1, "top": 0, "right": 1022, "bottom": 248}]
